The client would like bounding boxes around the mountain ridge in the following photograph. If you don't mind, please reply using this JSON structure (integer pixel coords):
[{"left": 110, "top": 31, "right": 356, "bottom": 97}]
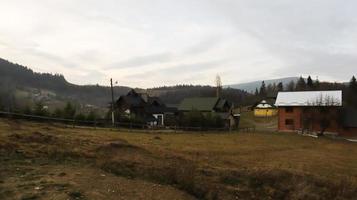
[
  {"left": 0, "top": 58, "right": 252, "bottom": 108},
  {"left": 226, "top": 77, "right": 300, "bottom": 93}
]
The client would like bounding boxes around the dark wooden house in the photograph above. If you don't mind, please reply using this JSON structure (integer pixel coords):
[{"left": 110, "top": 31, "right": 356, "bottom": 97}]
[{"left": 115, "top": 89, "right": 177, "bottom": 126}]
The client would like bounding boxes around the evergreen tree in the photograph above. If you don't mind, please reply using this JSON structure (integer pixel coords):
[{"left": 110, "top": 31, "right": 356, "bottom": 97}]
[
  {"left": 348, "top": 76, "right": 357, "bottom": 107},
  {"left": 254, "top": 88, "right": 259, "bottom": 96},
  {"left": 296, "top": 76, "right": 307, "bottom": 91},
  {"left": 277, "top": 82, "right": 284, "bottom": 91},
  {"left": 307, "top": 76, "right": 314, "bottom": 90},
  {"left": 63, "top": 102, "right": 76, "bottom": 119},
  {"left": 314, "top": 78, "right": 320, "bottom": 90},
  {"left": 350, "top": 76, "right": 357, "bottom": 91},
  {"left": 267, "top": 83, "right": 273, "bottom": 94},
  {"left": 287, "top": 81, "right": 295, "bottom": 91},
  {"left": 272, "top": 83, "right": 277, "bottom": 92},
  {"left": 259, "top": 81, "right": 267, "bottom": 97}
]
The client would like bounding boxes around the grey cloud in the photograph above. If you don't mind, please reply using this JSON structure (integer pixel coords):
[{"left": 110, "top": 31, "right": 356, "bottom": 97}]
[
  {"left": 209, "top": 0, "right": 357, "bottom": 80},
  {"left": 124, "top": 59, "right": 228, "bottom": 80},
  {"left": 27, "top": 48, "right": 79, "bottom": 69},
  {"left": 74, "top": 69, "right": 106, "bottom": 85},
  {"left": 1, "top": 0, "right": 357, "bottom": 87},
  {"left": 272, "top": 47, "right": 357, "bottom": 80},
  {"left": 181, "top": 36, "right": 224, "bottom": 56},
  {"left": 108, "top": 53, "right": 173, "bottom": 69}
]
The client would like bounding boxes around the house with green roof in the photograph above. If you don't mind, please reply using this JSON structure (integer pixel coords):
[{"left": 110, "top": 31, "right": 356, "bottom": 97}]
[
  {"left": 178, "top": 97, "right": 240, "bottom": 129},
  {"left": 178, "top": 97, "right": 231, "bottom": 113}
]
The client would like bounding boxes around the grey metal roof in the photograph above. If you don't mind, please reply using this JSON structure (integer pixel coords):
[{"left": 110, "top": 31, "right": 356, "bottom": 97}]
[{"left": 275, "top": 90, "right": 342, "bottom": 107}]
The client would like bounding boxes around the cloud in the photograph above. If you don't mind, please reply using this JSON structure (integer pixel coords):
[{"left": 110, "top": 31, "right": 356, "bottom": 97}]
[
  {"left": 181, "top": 36, "right": 224, "bottom": 56},
  {"left": 0, "top": 0, "right": 356, "bottom": 87},
  {"left": 107, "top": 52, "right": 173, "bottom": 69},
  {"left": 24, "top": 48, "right": 80, "bottom": 69},
  {"left": 71, "top": 69, "right": 107, "bottom": 85},
  {"left": 122, "top": 59, "right": 229, "bottom": 87}
]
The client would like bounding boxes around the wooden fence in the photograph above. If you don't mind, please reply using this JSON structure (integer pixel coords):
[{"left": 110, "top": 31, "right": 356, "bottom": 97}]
[{"left": 0, "top": 111, "right": 255, "bottom": 133}]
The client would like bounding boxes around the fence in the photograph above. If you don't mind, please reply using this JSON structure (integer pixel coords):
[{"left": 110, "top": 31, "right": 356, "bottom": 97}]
[{"left": 0, "top": 111, "right": 255, "bottom": 133}]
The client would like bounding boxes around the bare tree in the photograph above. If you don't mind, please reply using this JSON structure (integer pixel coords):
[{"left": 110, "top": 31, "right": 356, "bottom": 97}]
[
  {"left": 302, "top": 95, "right": 341, "bottom": 136},
  {"left": 215, "top": 74, "right": 222, "bottom": 98}
]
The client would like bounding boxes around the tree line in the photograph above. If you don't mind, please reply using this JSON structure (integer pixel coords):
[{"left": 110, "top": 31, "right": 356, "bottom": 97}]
[
  {"left": 18, "top": 102, "right": 98, "bottom": 122},
  {"left": 253, "top": 75, "right": 357, "bottom": 108}
]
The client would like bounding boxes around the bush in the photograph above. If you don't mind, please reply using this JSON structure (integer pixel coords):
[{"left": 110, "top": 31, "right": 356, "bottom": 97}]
[
  {"left": 75, "top": 113, "right": 86, "bottom": 121},
  {"left": 86, "top": 110, "right": 97, "bottom": 121},
  {"left": 179, "top": 110, "right": 225, "bottom": 129}
]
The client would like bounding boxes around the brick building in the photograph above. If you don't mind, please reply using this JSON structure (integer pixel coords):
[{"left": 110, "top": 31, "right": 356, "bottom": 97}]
[{"left": 275, "top": 90, "right": 348, "bottom": 135}]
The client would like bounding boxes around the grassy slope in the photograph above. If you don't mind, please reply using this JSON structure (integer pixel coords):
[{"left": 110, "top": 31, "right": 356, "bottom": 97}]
[
  {"left": 0, "top": 119, "right": 356, "bottom": 199},
  {"left": 239, "top": 111, "right": 278, "bottom": 131}
]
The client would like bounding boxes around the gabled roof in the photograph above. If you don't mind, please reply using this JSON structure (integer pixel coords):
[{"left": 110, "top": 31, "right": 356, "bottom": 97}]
[
  {"left": 216, "top": 99, "right": 229, "bottom": 109},
  {"left": 147, "top": 97, "right": 165, "bottom": 106},
  {"left": 116, "top": 89, "right": 146, "bottom": 107},
  {"left": 178, "top": 97, "right": 219, "bottom": 111},
  {"left": 275, "top": 90, "right": 342, "bottom": 107},
  {"left": 255, "top": 100, "right": 274, "bottom": 108}
]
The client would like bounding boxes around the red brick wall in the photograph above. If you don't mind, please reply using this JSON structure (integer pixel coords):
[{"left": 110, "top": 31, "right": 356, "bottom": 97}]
[
  {"left": 278, "top": 107, "right": 341, "bottom": 133},
  {"left": 278, "top": 107, "right": 302, "bottom": 131},
  {"left": 278, "top": 106, "right": 357, "bottom": 136}
]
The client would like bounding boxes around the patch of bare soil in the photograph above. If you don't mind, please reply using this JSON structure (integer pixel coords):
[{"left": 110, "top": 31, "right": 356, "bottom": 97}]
[
  {"left": 9, "top": 131, "right": 58, "bottom": 145},
  {"left": 0, "top": 162, "right": 196, "bottom": 200},
  {"left": 96, "top": 139, "right": 150, "bottom": 155}
]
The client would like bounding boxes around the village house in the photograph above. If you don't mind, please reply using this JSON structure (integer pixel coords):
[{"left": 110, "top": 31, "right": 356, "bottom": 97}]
[
  {"left": 275, "top": 90, "right": 357, "bottom": 136},
  {"left": 115, "top": 89, "right": 177, "bottom": 126},
  {"left": 178, "top": 97, "right": 239, "bottom": 128},
  {"left": 178, "top": 97, "right": 231, "bottom": 113},
  {"left": 253, "top": 100, "right": 278, "bottom": 117}
]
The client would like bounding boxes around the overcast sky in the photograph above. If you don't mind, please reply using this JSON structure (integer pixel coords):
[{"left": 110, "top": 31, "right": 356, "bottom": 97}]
[{"left": 0, "top": 0, "right": 356, "bottom": 88}]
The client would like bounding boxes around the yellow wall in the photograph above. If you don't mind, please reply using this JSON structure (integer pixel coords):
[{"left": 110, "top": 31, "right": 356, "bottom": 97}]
[{"left": 254, "top": 108, "right": 278, "bottom": 117}]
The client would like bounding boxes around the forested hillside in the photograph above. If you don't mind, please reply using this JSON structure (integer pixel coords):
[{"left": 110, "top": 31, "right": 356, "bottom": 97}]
[
  {"left": 148, "top": 85, "right": 253, "bottom": 105},
  {"left": 1, "top": 57, "right": 355, "bottom": 114},
  {"left": 0, "top": 58, "right": 131, "bottom": 109},
  {"left": 0, "top": 58, "right": 253, "bottom": 112}
]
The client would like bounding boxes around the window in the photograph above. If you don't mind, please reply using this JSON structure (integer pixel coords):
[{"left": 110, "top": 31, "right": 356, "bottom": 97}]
[
  {"left": 285, "top": 107, "right": 294, "bottom": 113},
  {"left": 285, "top": 119, "right": 294, "bottom": 125}
]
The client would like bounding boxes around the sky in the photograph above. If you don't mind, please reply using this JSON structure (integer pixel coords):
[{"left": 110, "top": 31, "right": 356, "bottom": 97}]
[{"left": 0, "top": 0, "right": 356, "bottom": 88}]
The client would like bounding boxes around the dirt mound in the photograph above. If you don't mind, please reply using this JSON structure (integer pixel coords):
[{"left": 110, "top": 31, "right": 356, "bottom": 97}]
[
  {"left": 96, "top": 139, "right": 149, "bottom": 155},
  {"left": 9, "top": 131, "right": 57, "bottom": 144}
]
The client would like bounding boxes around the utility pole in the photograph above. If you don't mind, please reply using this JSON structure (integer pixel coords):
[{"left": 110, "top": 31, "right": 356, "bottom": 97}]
[{"left": 110, "top": 78, "right": 115, "bottom": 126}]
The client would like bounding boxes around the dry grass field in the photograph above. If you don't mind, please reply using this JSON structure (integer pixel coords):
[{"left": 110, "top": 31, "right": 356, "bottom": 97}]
[{"left": 1, "top": 119, "right": 357, "bottom": 200}]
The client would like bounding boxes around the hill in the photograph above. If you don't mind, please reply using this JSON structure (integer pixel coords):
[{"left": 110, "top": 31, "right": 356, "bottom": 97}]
[
  {"left": 0, "top": 58, "right": 252, "bottom": 112},
  {"left": 227, "top": 77, "right": 299, "bottom": 93},
  {"left": 0, "top": 58, "right": 132, "bottom": 108},
  {"left": 147, "top": 85, "right": 252, "bottom": 105}
]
